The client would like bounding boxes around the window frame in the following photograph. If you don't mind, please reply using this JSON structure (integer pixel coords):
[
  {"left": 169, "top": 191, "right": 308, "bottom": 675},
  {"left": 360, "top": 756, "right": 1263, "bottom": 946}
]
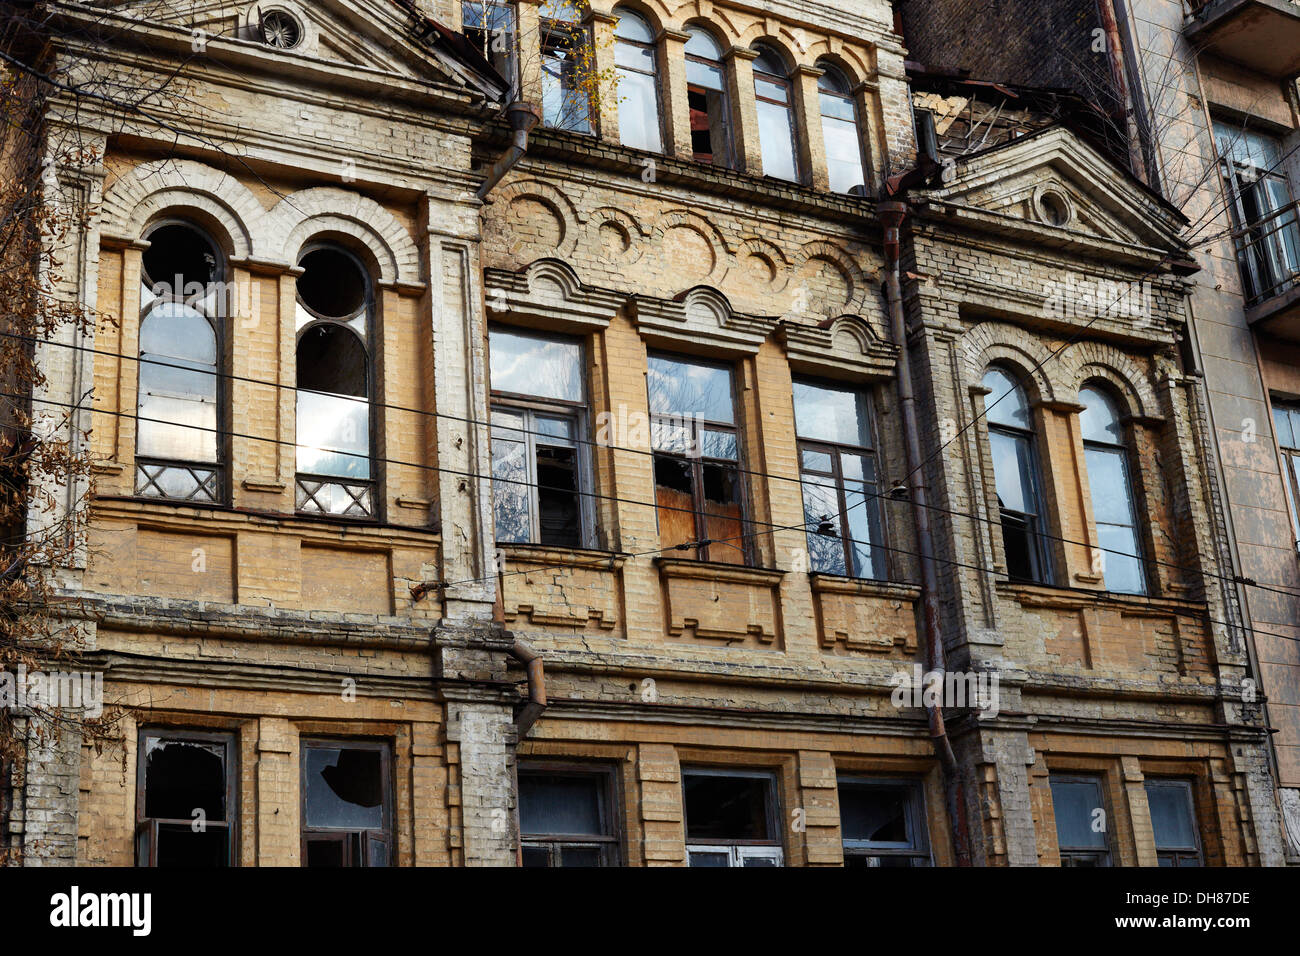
[
  {"left": 135, "top": 727, "right": 238, "bottom": 867},
  {"left": 518, "top": 761, "right": 621, "bottom": 867},
  {"left": 488, "top": 325, "right": 595, "bottom": 549},
  {"left": 1143, "top": 778, "right": 1203, "bottom": 868},
  {"left": 299, "top": 737, "right": 394, "bottom": 868},
  {"left": 837, "top": 775, "right": 932, "bottom": 867},
  {"left": 293, "top": 242, "right": 379, "bottom": 521},
  {"left": 1049, "top": 772, "right": 1113, "bottom": 867},
  {"left": 751, "top": 45, "right": 801, "bottom": 183},
  {"left": 793, "top": 378, "right": 888, "bottom": 581},
  {"left": 1212, "top": 118, "right": 1300, "bottom": 307},
  {"left": 983, "top": 366, "right": 1053, "bottom": 585},
  {"left": 647, "top": 351, "right": 752, "bottom": 566},
  {"left": 612, "top": 8, "right": 663, "bottom": 153},
  {"left": 1271, "top": 397, "right": 1300, "bottom": 550},
  {"left": 815, "top": 62, "right": 867, "bottom": 196},
  {"left": 682, "top": 767, "right": 784, "bottom": 866},
  {"left": 135, "top": 218, "right": 228, "bottom": 506},
  {"left": 540, "top": 10, "right": 594, "bottom": 135},
  {"left": 683, "top": 25, "right": 734, "bottom": 169},
  {"left": 461, "top": 0, "right": 519, "bottom": 95},
  {"left": 1079, "top": 384, "right": 1148, "bottom": 595}
]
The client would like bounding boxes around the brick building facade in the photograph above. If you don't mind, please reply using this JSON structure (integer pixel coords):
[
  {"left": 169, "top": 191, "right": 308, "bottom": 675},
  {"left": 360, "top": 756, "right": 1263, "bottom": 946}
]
[{"left": 1, "top": 0, "right": 1288, "bottom": 865}]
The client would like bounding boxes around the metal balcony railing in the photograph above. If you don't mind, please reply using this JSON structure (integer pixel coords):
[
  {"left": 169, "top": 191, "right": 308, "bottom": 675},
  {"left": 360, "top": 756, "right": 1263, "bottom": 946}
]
[{"left": 1226, "top": 198, "right": 1300, "bottom": 309}]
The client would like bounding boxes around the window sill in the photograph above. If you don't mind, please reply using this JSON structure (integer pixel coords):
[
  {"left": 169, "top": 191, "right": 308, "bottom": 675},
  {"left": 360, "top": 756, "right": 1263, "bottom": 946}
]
[
  {"left": 483, "top": 125, "right": 874, "bottom": 224},
  {"left": 497, "top": 542, "right": 627, "bottom": 571},
  {"left": 808, "top": 573, "right": 921, "bottom": 604},
  {"left": 995, "top": 579, "right": 1205, "bottom": 614},
  {"left": 655, "top": 556, "right": 786, "bottom": 586}
]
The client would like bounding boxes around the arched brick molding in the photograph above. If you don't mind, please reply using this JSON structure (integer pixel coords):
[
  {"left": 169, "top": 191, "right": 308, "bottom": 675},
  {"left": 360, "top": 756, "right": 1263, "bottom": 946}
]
[
  {"left": 792, "top": 240, "right": 873, "bottom": 315},
  {"left": 266, "top": 187, "right": 420, "bottom": 286},
  {"left": 99, "top": 159, "right": 264, "bottom": 256},
  {"left": 962, "top": 321, "right": 1059, "bottom": 405},
  {"left": 488, "top": 178, "right": 584, "bottom": 258},
  {"left": 1058, "top": 341, "right": 1162, "bottom": 421}
]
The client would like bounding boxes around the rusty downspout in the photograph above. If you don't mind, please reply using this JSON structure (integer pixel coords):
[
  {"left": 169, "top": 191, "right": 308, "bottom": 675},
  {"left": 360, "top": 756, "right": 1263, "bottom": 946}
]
[
  {"left": 1096, "top": 0, "right": 1148, "bottom": 185},
  {"left": 878, "top": 200, "right": 972, "bottom": 866},
  {"left": 477, "top": 101, "right": 541, "bottom": 201}
]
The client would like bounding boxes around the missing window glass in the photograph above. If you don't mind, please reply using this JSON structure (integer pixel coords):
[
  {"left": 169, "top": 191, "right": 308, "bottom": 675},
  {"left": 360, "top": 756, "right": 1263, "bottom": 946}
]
[{"left": 142, "top": 222, "right": 220, "bottom": 293}]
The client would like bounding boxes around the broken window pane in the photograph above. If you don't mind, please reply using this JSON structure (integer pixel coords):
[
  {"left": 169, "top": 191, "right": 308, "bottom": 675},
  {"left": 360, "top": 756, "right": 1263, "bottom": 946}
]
[
  {"left": 794, "top": 381, "right": 885, "bottom": 579},
  {"left": 301, "top": 741, "right": 392, "bottom": 868},
  {"left": 462, "top": 1, "right": 517, "bottom": 91},
  {"left": 142, "top": 222, "right": 220, "bottom": 299},
  {"left": 137, "top": 731, "right": 233, "bottom": 867},
  {"left": 983, "top": 367, "right": 1050, "bottom": 583},
  {"left": 297, "top": 247, "right": 369, "bottom": 321},
  {"left": 489, "top": 329, "right": 589, "bottom": 548},
  {"left": 304, "top": 746, "right": 384, "bottom": 830},
  {"left": 685, "top": 28, "right": 733, "bottom": 168}
]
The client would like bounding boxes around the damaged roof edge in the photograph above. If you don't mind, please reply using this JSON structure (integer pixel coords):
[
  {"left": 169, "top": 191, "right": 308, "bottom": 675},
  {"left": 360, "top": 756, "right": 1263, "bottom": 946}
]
[{"left": 390, "top": 0, "right": 510, "bottom": 107}]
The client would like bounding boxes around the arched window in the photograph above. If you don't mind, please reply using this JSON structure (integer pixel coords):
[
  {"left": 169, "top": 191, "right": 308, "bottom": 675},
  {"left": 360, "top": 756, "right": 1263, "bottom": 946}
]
[
  {"left": 614, "top": 9, "right": 662, "bottom": 153},
  {"left": 983, "top": 366, "right": 1051, "bottom": 583},
  {"left": 751, "top": 45, "right": 799, "bottom": 183},
  {"left": 684, "top": 26, "right": 733, "bottom": 168},
  {"left": 1080, "top": 386, "right": 1146, "bottom": 594},
  {"left": 294, "top": 244, "right": 376, "bottom": 518},
  {"left": 817, "top": 63, "right": 866, "bottom": 195},
  {"left": 136, "top": 220, "right": 224, "bottom": 503}
]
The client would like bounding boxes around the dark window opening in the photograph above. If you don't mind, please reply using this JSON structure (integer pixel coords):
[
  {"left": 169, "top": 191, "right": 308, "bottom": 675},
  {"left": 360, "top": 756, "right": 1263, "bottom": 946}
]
[
  {"left": 684, "top": 26, "right": 733, "bottom": 168},
  {"left": 142, "top": 222, "right": 220, "bottom": 294},
  {"left": 519, "top": 766, "right": 618, "bottom": 866},
  {"left": 301, "top": 740, "right": 392, "bottom": 867},
  {"left": 536, "top": 444, "right": 580, "bottom": 548},
  {"left": 684, "top": 769, "right": 782, "bottom": 867},
  {"left": 839, "top": 777, "right": 930, "bottom": 867},
  {"left": 462, "top": 1, "right": 518, "bottom": 93},
  {"left": 297, "top": 247, "right": 368, "bottom": 320},
  {"left": 296, "top": 324, "right": 368, "bottom": 398},
  {"left": 136, "top": 730, "right": 235, "bottom": 867}
]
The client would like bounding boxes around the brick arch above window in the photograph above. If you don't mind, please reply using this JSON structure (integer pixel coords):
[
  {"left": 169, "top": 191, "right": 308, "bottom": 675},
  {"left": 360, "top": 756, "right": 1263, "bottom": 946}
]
[
  {"left": 1059, "top": 342, "right": 1164, "bottom": 424},
  {"left": 100, "top": 159, "right": 263, "bottom": 257},
  {"left": 962, "top": 322, "right": 1059, "bottom": 407},
  {"left": 266, "top": 187, "right": 421, "bottom": 288}
]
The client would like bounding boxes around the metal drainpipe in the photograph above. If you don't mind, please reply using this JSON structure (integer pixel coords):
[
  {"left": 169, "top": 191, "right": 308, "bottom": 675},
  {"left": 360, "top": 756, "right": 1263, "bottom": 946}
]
[
  {"left": 1096, "top": 0, "right": 1148, "bottom": 185},
  {"left": 477, "top": 102, "right": 541, "bottom": 201},
  {"left": 878, "top": 199, "right": 972, "bottom": 865}
]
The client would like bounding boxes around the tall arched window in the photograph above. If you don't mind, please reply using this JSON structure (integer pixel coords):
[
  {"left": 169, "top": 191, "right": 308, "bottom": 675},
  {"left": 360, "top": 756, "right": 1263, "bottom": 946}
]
[
  {"left": 816, "top": 63, "right": 866, "bottom": 195},
  {"left": 983, "top": 366, "right": 1051, "bottom": 583},
  {"left": 1080, "top": 386, "right": 1147, "bottom": 594},
  {"left": 136, "top": 220, "right": 224, "bottom": 503},
  {"left": 684, "top": 25, "right": 733, "bottom": 168},
  {"left": 751, "top": 45, "right": 799, "bottom": 183},
  {"left": 294, "top": 244, "right": 375, "bottom": 518},
  {"left": 614, "top": 9, "right": 662, "bottom": 153}
]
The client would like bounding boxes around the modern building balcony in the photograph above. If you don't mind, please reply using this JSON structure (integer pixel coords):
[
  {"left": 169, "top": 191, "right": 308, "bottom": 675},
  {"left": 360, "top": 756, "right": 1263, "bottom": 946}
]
[
  {"left": 1185, "top": 0, "right": 1300, "bottom": 78},
  {"left": 1235, "top": 200, "right": 1300, "bottom": 339}
]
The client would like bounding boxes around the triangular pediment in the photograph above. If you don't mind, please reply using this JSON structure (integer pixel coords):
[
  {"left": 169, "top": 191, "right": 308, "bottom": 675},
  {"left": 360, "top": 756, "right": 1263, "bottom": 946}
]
[
  {"left": 98, "top": 0, "right": 505, "bottom": 99},
  {"left": 928, "top": 126, "right": 1187, "bottom": 254}
]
